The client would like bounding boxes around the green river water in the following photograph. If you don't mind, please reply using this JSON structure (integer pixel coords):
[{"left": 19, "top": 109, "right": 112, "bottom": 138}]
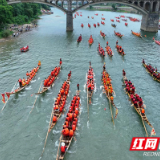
[{"left": 0, "top": 8, "right": 160, "bottom": 160}]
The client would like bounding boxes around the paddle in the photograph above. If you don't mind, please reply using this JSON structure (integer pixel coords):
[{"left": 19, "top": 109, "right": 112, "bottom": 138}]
[
  {"left": 1, "top": 81, "right": 18, "bottom": 113},
  {"left": 29, "top": 81, "right": 43, "bottom": 114},
  {"left": 56, "top": 135, "right": 62, "bottom": 160},
  {"left": 40, "top": 107, "right": 54, "bottom": 157},
  {"left": 109, "top": 96, "right": 114, "bottom": 125},
  {"left": 139, "top": 107, "right": 149, "bottom": 137}
]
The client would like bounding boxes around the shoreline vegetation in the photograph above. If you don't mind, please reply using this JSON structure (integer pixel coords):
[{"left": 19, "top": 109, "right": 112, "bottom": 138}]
[
  {"left": 0, "top": 0, "right": 51, "bottom": 41},
  {"left": 84, "top": 5, "right": 139, "bottom": 14}
]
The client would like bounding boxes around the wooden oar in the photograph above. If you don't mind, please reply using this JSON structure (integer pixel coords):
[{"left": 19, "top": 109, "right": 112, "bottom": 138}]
[
  {"left": 141, "top": 117, "right": 148, "bottom": 137},
  {"left": 29, "top": 81, "right": 43, "bottom": 114},
  {"left": 138, "top": 104, "right": 148, "bottom": 137},
  {"left": 109, "top": 97, "right": 114, "bottom": 125},
  {"left": 56, "top": 135, "right": 62, "bottom": 160},
  {"left": 107, "top": 89, "right": 114, "bottom": 125},
  {"left": 1, "top": 81, "right": 18, "bottom": 113},
  {"left": 40, "top": 107, "right": 54, "bottom": 157}
]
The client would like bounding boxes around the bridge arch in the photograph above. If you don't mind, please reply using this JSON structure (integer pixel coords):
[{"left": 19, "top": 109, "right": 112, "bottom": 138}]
[
  {"left": 7, "top": 0, "right": 68, "bottom": 13},
  {"left": 145, "top": 2, "right": 150, "bottom": 11},
  {"left": 72, "top": 1, "right": 149, "bottom": 15},
  {"left": 7, "top": 0, "right": 159, "bottom": 32}
]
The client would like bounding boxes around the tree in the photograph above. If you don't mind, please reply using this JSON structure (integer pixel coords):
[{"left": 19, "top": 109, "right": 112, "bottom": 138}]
[
  {"left": 112, "top": 4, "right": 117, "bottom": 11},
  {"left": 89, "top": 5, "right": 93, "bottom": 9},
  {"left": 0, "top": 0, "right": 13, "bottom": 27}
]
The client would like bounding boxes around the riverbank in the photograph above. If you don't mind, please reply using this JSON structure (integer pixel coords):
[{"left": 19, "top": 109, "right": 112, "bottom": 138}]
[
  {"left": 85, "top": 6, "right": 139, "bottom": 14},
  {"left": 0, "top": 23, "right": 37, "bottom": 43},
  {"left": 0, "top": 8, "right": 53, "bottom": 43}
]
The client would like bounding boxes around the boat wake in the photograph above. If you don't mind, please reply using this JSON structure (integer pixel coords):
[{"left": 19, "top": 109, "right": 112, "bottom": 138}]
[
  {"left": 31, "top": 79, "right": 36, "bottom": 83},
  {"left": 100, "top": 85, "right": 103, "bottom": 89},
  {"left": 67, "top": 150, "right": 76, "bottom": 154},
  {"left": 52, "top": 130, "right": 60, "bottom": 134},
  {"left": 83, "top": 84, "right": 86, "bottom": 92},
  {"left": 94, "top": 83, "right": 96, "bottom": 93},
  {"left": 55, "top": 140, "right": 59, "bottom": 147},
  {"left": 26, "top": 105, "right": 32, "bottom": 108},
  {"left": 99, "top": 93, "right": 103, "bottom": 97},
  {"left": 87, "top": 121, "right": 89, "bottom": 128},
  {"left": 26, "top": 86, "right": 32, "bottom": 90}
]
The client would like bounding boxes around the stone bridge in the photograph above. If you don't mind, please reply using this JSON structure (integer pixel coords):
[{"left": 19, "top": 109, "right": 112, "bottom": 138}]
[{"left": 7, "top": 0, "right": 160, "bottom": 32}]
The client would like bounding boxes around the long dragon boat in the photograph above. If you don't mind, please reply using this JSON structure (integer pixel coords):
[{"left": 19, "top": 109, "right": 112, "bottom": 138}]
[
  {"left": 86, "top": 63, "right": 95, "bottom": 104},
  {"left": 5, "top": 61, "right": 41, "bottom": 96},
  {"left": 105, "top": 45, "right": 114, "bottom": 57},
  {"left": 111, "top": 24, "right": 116, "bottom": 28},
  {"left": 40, "top": 73, "right": 71, "bottom": 157},
  {"left": 101, "top": 21, "right": 105, "bottom": 25},
  {"left": 142, "top": 60, "right": 160, "bottom": 82},
  {"left": 122, "top": 70, "right": 155, "bottom": 136},
  {"left": 56, "top": 88, "right": 80, "bottom": 160},
  {"left": 48, "top": 74, "right": 71, "bottom": 132},
  {"left": 102, "top": 66, "right": 118, "bottom": 122},
  {"left": 100, "top": 30, "right": 106, "bottom": 38},
  {"left": 114, "top": 31, "right": 123, "bottom": 38},
  {"left": 88, "top": 35, "right": 94, "bottom": 45},
  {"left": 153, "top": 37, "right": 160, "bottom": 45},
  {"left": 97, "top": 44, "right": 105, "bottom": 57},
  {"left": 131, "top": 30, "right": 142, "bottom": 38},
  {"left": 36, "top": 61, "right": 62, "bottom": 94},
  {"left": 115, "top": 44, "right": 125, "bottom": 56}
]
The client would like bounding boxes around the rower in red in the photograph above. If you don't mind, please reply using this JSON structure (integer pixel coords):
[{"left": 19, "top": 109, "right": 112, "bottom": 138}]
[
  {"left": 60, "top": 58, "right": 62, "bottom": 66},
  {"left": 68, "top": 71, "right": 71, "bottom": 79},
  {"left": 18, "top": 78, "right": 22, "bottom": 87},
  {"left": 61, "top": 142, "right": 66, "bottom": 153}
]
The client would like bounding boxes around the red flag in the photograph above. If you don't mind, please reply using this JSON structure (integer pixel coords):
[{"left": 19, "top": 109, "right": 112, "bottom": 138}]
[
  {"left": 104, "top": 108, "right": 106, "bottom": 111},
  {"left": 1, "top": 94, "right": 5, "bottom": 103},
  {"left": 6, "top": 92, "right": 10, "bottom": 100}
]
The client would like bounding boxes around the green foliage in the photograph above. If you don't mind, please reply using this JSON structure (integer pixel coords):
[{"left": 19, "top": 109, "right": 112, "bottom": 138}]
[
  {"left": 41, "top": 4, "right": 51, "bottom": 10},
  {"left": 1, "top": 30, "right": 11, "bottom": 38},
  {"left": 0, "top": 0, "right": 13, "bottom": 25},
  {"left": 112, "top": 4, "right": 117, "bottom": 11},
  {"left": 89, "top": 5, "right": 93, "bottom": 9},
  {"left": 0, "top": 0, "right": 49, "bottom": 26}
]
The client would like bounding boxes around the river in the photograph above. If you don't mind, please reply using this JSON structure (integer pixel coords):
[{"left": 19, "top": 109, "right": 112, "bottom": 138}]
[{"left": 0, "top": 8, "right": 160, "bottom": 160}]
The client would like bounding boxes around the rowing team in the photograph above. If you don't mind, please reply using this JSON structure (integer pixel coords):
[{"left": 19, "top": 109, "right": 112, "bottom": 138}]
[
  {"left": 102, "top": 69, "right": 114, "bottom": 103},
  {"left": 106, "top": 46, "right": 113, "bottom": 56},
  {"left": 43, "top": 59, "right": 62, "bottom": 87},
  {"left": 77, "top": 34, "right": 82, "bottom": 42},
  {"left": 100, "top": 31, "right": 105, "bottom": 37},
  {"left": 53, "top": 81, "right": 70, "bottom": 114},
  {"left": 43, "top": 67, "right": 60, "bottom": 87},
  {"left": 131, "top": 30, "right": 141, "bottom": 37},
  {"left": 87, "top": 66, "right": 94, "bottom": 92},
  {"left": 142, "top": 60, "right": 160, "bottom": 79},
  {"left": 116, "top": 44, "right": 125, "bottom": 55},
  {"left": 61, "top": 95, "right": 80, "bottom": 153},
  {"left": 88, "top": 35, "right": 93, "bottom": 44},
  {"left": 98, "top": 43, "right": 105, "bottom": 56},
  {"left": 18, "top": 61, "right": 41, "bottom": 87},
  {"left": 101, "top": 21, "right": 105, "bottom": 25},
  {"left": 123, "top": 75, "right": 145, "bottom": 115},
  {"left": 115, "top": 32, "right": 122, "bottom": 37}
]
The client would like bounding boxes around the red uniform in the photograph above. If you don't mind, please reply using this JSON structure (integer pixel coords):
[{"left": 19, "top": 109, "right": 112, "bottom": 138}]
[{"left": 61, "top": 146, "right": 66, "bottom": 153}]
